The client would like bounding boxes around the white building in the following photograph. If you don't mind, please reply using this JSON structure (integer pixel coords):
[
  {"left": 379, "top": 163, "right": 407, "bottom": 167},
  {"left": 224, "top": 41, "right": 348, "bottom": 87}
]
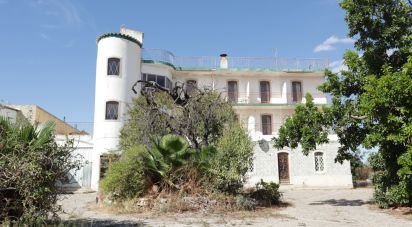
[{"left": 91, "top": 27, "right": 353, "bottom": 190}]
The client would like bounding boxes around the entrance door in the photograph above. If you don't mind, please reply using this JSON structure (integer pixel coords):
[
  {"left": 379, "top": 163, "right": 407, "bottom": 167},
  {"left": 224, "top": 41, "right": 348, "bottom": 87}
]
[{"left": 278, "top": 153, "right": 290, "bottom": 184}]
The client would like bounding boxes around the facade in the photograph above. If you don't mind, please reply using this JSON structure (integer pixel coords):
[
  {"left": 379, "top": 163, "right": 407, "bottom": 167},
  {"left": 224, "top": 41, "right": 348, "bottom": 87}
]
[{"left": 91, "top": 27, "right": 353, "bottom": 190}]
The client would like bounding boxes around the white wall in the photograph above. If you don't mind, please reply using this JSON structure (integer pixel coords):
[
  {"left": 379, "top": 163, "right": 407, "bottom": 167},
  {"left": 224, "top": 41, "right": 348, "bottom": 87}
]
[
  {"left": 92, "top": 35, "right": 142, "bottom": 190},
  {"left": 55, "top": 135, "right": 94, "bottom": 190},
  {"left": 0, "top": 108, "right": 17, "bottom": 123}
]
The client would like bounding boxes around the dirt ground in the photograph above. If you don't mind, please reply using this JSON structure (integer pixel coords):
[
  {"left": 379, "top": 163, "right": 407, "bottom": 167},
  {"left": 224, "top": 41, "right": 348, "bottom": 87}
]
[{"left": 58, "top": 187, "right": 411, "bottom": 226}]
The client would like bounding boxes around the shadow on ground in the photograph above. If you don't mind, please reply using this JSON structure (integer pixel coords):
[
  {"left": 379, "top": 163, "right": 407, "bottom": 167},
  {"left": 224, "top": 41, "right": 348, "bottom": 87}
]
[
  {"left": 309, "top": 199, "right": 368, "bottom": 206},
  {"left": 51, "top": 219, "right": 145, "bottom": 227}
]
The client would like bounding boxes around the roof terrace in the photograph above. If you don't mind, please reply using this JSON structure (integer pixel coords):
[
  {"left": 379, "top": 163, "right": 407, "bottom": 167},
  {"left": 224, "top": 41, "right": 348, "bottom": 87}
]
[{"left": 142, "top": 49, "right": 329, "bottom": 72}]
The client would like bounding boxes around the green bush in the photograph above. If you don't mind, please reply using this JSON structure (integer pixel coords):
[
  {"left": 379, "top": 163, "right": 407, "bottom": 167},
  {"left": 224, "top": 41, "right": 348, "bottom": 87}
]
[
  {"left": 209, "top": 123, "right": 254, "bottom": 194},
  {"left": 0, "top": 118, "right": 80, "bottom": 222},
  {"left": 100, "top": 146, "right": 147, "bottom": 200},
  {"left": 250, "top": 180, "right": 282, "bottom": 206}
]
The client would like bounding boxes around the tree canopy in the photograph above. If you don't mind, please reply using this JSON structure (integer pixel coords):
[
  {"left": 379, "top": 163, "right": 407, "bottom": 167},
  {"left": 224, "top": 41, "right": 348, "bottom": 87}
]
[{"left": 274, "top": 0, "right": 412, "bottom": 207}]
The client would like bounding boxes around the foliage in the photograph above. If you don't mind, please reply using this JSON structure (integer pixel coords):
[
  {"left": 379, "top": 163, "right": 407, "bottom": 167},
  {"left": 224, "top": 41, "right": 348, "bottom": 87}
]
[
  {"left": 273, "top": 0, "right": 412, "bottom": 207},
  {"left": 100, "top": 146, "right": 147, "bottom": 200},
  {"left": 105, "top": 85, "right": 254, "bottom": 204},
  {"left": 120, "top": 88, "right": 236, "bottom": 150},
  {"left": 0, "top": 118, "right": 79, "bottom": 222},
  {"left": 249, "top": 180, "right": 282, "bottom": 206},
  {"left": 209, "top": 123, "right": 254, "bottom": 194},
  {"left": 273, "top": 93, "right": 330, "bottom": 155}
]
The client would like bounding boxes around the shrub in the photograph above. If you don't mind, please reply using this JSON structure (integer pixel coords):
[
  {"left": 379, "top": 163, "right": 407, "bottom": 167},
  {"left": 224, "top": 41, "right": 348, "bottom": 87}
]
[
  {"left": 250, "top": 180, "right": 282, "bottom": 206},
  {"left": 209, "top": 123, "right": 254, "bottom": 194},
  {"left": 0, "top": 118, "right": 80, "bottom": 222},
  {"left": 235, "top": 195, "right": 256, "bottom": 211},
  {"left": 100, "top": 146, "right": 147, "bottom": 200}
]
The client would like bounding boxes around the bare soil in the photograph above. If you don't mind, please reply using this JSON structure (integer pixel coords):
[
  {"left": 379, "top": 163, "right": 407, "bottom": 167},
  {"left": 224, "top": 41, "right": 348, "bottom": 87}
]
[{"left": 58, "top": 187, "right": 412, "bottom": 226}]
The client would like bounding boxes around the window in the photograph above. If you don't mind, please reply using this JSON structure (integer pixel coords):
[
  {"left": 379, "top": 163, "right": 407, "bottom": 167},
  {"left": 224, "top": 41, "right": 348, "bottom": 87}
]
[
  {"left": 186, "top": 80, "right": 197, "bottom": 95},
  {"left": 156, "top": 76, "right": 165, "bottom": 87},
  {"left": 227, "top": 81, "right": 238, "bottom": 103},
  {"left": 107, "top": 58, "right": 120, "bottom": 75},
  {"left": 141, "top": 74, "right": 172, "bottom": 90},
  {"left": 261, "top": 115, "right": 272, "bottom": 135},
  {"left": 105, "top": 101, "right": 119, "bottom": 120},
  {"left": 314, "top": 152, "right": 324, "bottom": 172},
  {"left": 260, "top": 81, "right": 270, "bottom": 103},
  {"left": 292, "top": 81, "right": 302, "bottom": 103}
]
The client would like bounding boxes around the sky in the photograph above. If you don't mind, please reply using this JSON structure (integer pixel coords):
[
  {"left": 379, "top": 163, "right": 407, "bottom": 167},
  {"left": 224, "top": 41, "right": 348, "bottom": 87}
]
[{"left": 0, "top": 0, "right": 355, "bottom": 134}]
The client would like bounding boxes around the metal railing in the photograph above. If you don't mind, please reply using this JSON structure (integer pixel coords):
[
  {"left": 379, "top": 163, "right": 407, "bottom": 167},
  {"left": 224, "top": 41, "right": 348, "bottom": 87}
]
[
  {"left": 221, "top": 91, "right": 325, "bottom": 104},
  {"left": 142, "top": 49, "right": 329, "bottom": 72}
]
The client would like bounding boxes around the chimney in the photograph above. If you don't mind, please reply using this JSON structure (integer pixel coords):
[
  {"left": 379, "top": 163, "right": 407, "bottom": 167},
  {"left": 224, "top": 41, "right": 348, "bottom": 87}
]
[{"left": 220, "top": 53, "right": 228, "bottom": 69}]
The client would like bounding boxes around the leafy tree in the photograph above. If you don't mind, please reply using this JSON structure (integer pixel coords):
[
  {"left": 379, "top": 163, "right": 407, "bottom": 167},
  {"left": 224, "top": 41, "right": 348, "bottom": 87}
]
[
  {"left": 0, "top": 118, "right": 80, "bottom": 222},
  {"left": 273, "top": 0, "right": 412, "bottom": 207},
  {"left": 209, "top": 123, "right": 254, "bottom": 194}
]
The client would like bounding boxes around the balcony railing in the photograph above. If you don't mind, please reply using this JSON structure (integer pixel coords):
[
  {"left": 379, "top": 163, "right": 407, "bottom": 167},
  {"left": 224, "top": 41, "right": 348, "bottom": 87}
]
[
  {"left": 222, "top": 91, "right": 325, "bottom": 104},
  {"left": 143, "top": 49, "right": 329, "bottom": 72}
]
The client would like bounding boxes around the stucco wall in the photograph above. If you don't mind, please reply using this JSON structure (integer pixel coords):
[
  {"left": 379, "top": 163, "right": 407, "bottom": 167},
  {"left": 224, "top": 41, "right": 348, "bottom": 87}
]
[{"left": 246, "top": 139, "right": 353, "bottom": 188}]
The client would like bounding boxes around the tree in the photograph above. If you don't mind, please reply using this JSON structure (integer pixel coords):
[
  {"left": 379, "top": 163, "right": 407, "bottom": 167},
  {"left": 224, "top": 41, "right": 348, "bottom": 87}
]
[
  {"left": 274, "top": 0, "right": 412, "bottom": 207},
  {"left": 0, "top": 118, "right": 80, "bottom": 222},
  {"left": 120, "top": 84, "right": 236, "bottom": 150}
]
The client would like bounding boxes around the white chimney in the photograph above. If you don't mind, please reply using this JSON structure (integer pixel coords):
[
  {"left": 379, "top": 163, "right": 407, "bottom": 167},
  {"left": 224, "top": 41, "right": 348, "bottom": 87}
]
[{"left": 220, "top": 53, "right": 228, "bottom": 69}]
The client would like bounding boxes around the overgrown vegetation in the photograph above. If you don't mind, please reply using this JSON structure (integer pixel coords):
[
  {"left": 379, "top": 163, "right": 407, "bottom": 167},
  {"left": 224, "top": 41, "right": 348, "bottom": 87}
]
[
  {"left": 273, "top": 0, "right": 412, "bottom": 208},
  {"left": 0, "top": 118, "right": 80, "bottom": 222},
  {"left": 101, "top": 84, "right": 281, "bottom": 211}
]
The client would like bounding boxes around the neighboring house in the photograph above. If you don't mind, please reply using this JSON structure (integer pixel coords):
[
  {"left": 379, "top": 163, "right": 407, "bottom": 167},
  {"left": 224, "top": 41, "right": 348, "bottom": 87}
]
[
  {"left": 0, "top": 105, "right": 26, "bottom": 124},
  {"left": 8, "top": 105, "right": 87, "bottom": 135},
  {"left": 90, "top": 27, "right": 353, "bottom": 190},
  {"left": 2, "top": 104, "right": 93, "bottom": 190}
]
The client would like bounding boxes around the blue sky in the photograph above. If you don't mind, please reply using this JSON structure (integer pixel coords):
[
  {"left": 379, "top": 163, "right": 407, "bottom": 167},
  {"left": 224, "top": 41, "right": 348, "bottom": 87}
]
[{"left": 0, "top": 0, "right": 354, "bottom": 133}]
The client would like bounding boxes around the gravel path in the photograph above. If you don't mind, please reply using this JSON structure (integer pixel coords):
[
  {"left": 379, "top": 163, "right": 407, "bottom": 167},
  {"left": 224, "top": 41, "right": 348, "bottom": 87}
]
[{"left": 58, "top": 187, "right": 411, "bottom": 226}]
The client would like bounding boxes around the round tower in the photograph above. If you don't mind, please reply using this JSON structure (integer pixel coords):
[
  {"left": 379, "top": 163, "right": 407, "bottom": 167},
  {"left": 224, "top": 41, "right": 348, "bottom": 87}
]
[{"left": 91, "top": 29, "right": 143, "bottom": 190}]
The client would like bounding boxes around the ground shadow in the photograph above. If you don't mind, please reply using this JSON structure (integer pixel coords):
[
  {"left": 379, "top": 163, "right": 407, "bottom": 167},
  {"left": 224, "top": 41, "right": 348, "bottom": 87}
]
[
  {"left": 49, "top": 219, "right": 146, "bottom": 227},
  {"left": 309, "top": 199, "right": 368, "bottom": 206}
]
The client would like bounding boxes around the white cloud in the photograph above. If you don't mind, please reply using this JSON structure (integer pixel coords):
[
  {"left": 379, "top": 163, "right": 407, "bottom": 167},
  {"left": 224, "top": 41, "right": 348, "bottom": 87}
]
[
  {"left": 314, "top": 35, "right": 355, "bottom": 53},
  {"left": 329, "top": 60, "right": 347, "bottom": 73}
]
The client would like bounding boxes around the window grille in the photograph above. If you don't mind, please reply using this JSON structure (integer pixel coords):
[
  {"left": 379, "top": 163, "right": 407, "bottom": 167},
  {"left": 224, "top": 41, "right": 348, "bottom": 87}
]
[
  {"left": 314, "top": 152, "right": 325, "bottom": 172},
  {"left": 105, "top": 101, "right": 119, "bottom": 120},
  {"left": 107, "top": 58, "right": 120, "bottom": 75}
]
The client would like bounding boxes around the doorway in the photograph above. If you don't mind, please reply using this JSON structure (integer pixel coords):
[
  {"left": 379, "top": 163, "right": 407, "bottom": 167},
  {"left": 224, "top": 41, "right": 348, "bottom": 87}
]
[{"left": 278, "top": 153, "right": 290, "bottom": 184}]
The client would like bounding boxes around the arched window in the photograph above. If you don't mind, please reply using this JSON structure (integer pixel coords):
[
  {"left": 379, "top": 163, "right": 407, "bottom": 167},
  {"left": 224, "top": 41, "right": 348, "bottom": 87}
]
[
  {"left": 314, "top": 152, "right": 324, "bottom": 172},
  {"left": 107, "top": 58, "right": 120, "bottom": 75},
  {"left": 105, "top": 101, "right": 119, "bottom": 120}
]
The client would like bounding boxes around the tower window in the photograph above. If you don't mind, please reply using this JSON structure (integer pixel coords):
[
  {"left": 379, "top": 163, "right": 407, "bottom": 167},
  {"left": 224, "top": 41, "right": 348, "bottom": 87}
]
[
  {"left": 105, "top": 101, "right": 119, "bottom": 120},
  {"left": 314, "top": 152, "right": 325, "bottom": 172},
  {"left": 107, "top": 58, "right": 120, "bottom": 75}
]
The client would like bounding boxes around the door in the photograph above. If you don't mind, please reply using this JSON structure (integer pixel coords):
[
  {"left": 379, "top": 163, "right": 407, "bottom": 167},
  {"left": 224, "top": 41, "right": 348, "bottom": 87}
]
[
  {"left": 260, "top": 81, "right": 270, "bottom": 103},
  {"left": 292, "top": 81, "right": 302, "bottom": 103},
  {"left": 227, "top": 81, "right": 238, "bottom": 103},
  {"left": 278, "top": 153, "right": 290, "bottom": 184}
]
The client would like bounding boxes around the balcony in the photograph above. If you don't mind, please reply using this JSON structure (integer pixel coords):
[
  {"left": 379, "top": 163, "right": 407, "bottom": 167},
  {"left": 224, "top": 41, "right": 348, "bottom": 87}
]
[
  {"left": 142, "top": 49, "right": 329, "bottom": 72},
  {"left": 223, "top": 91, "right": 326, "bottom": 105}
]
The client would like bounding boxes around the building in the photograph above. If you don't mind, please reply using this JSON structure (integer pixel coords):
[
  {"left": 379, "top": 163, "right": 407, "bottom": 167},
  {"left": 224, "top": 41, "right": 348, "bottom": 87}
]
[
  {"left": 1, "top": 104, "right": 93, "bottom": 190},
  {"left": 91, "top": 27, "right": 353, "bottom": 190},
  {"left": 8, "top": 105, "right": 86, "bottom": 135}
]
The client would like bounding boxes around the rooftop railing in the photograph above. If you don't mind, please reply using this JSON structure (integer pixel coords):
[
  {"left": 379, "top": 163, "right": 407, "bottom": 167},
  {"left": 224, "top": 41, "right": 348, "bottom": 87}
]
[{"left": 142, "top": 49, "right": 329, "bottom": 72}]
